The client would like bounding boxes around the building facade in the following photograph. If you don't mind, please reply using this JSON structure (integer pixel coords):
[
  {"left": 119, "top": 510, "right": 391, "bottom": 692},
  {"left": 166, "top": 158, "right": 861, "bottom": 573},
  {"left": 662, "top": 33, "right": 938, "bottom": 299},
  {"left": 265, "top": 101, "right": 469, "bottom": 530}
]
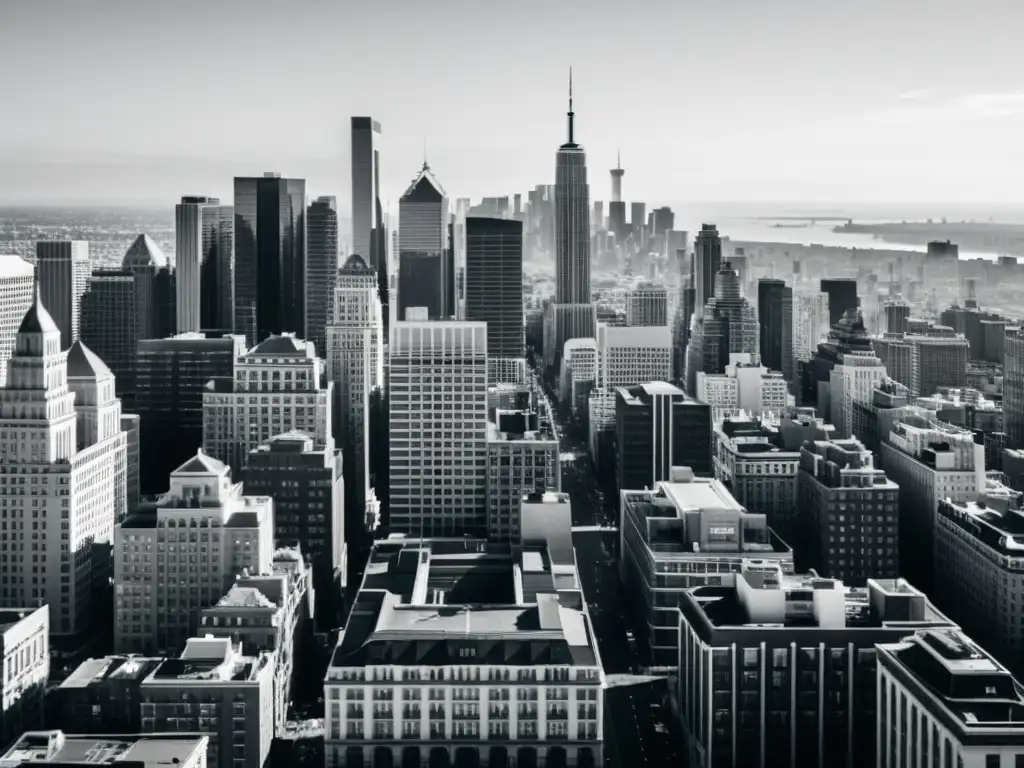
[
  {"left": 0, "top": 255, "right": 34, "bottom": 386},
  {"left": 306, "top": 196, "right": 339, "bottom": 357}
]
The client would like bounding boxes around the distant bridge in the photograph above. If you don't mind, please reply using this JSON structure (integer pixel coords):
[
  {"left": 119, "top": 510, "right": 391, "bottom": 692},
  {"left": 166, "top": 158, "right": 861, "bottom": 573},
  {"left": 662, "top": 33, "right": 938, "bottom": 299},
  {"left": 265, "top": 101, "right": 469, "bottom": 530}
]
[
  {"left": 572, "top": 525, "right": 619, "bottom": 533},
  {"left": 753, "top": 216, "right": 854, "bottom": 225}
]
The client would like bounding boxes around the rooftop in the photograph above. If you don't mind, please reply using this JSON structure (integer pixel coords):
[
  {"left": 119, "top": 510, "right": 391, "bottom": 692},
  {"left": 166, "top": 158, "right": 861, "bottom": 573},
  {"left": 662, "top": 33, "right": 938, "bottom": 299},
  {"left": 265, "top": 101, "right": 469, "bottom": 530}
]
[
  {"left": 329, "top": 536, "right": 599, "bottom": 670},
  {"left": 122, "top": 234, "right": 168, "bottom": 270},
  {"left": 17, "top": 286, "right": 59, "bottom": 336},
  {"left": 145, "top": 637, "right": 271, "bottom": 685},
  {"left": 0, "top": 732, "right": 205, "bottom": 767},
  {"left": 173, "top": 449, "right": 228, "bottom": 476},
  {"left": 938, "top": 495, "right": 1024, "bottom": 556},
  {"left": 66, "top": 341, "right": 114, "bottom": 381},
  {"left": 0, "top": 254, "right": 34, "bottom": 279},
  {"left": 0, "top": 607, "right": 44, "bottom": 634},
  {"left": 247, "top": 334, "right": 312, "bottom": 358},
  {"left": 59, "top": 656, "right": 163, "bottom": 690}
]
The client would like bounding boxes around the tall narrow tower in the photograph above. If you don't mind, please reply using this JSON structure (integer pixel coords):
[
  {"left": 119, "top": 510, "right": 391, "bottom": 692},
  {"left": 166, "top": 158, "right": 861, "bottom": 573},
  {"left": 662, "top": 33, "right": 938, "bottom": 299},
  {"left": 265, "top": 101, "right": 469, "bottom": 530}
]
[
  {"left": 555, "top": 69, "right": 591, "bottom": 306},
  {"left": 610, "top": 150, "right": 625, "bottom": 203}
]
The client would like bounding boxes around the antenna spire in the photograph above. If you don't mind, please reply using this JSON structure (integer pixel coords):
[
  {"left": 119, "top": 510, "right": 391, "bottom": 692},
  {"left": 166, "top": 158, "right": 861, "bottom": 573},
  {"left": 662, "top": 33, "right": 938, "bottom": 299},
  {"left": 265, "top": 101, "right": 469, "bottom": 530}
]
[
  {"left": 423, "top": 138, "right": 428, "bottom": 169},
  {"left": 567, "top": 67, "right": 575, "bottom": 144},
  {"left": 617, "top": 148, "right": 621, "bottom": 169}
]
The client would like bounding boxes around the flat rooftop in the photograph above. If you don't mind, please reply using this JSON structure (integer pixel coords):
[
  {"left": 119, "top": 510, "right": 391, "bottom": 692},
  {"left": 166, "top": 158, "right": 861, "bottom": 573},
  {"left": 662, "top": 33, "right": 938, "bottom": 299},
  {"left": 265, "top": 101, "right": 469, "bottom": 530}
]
[
  {"left": 60, "top": 656, "right": 163, "bottom": 689},
  {"left": 330, "top": 537, "right": 598, "bottom": 670},
  {"left": 0, "top": 732, "right": 205, "bottom": 767},
  {"left": 0, "top": 607, "right": 43, "bottom": 634}
]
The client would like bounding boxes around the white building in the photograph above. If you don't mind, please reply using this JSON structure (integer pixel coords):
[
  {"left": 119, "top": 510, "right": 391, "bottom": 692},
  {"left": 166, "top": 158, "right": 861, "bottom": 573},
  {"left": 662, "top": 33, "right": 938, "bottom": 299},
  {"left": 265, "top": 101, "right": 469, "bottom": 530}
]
[
  {"left": 0, "top": 293, "right": 126, "bottom": 643},
  {"left": 829, "top": 348, "right": 887, "bottom": 438},
  {"left": 597, "top": 323, "right": 672, "bottom": 390},
  {"left": 113, "top": 450, "right": 274, "bottom": 655},
  {"left": 559, "top": 337, "right": 597, "bottom": 417},
  {"left": 0, "top": 731, "right": 208, "bottom": 768},
  {"left": 324, "top": 525, "right": 603, "bottom": 768},
  {"left": 0, "top": 606, "right": 49, "bottom": 747},
  {"left": 877, "top": 629, "right": 1024, "bottom": 767},
  {"left": 202, "top": 334, "right": 333, "bottom": 474},
  {"left": 696, "top": 352, "right": 793, "bottom": 423},
  {"left": 793, "top": 290, "right": 830, "bottom": 364},
  {"left": 175, "top": 197, "right": 232, "bottom": 334},
  {"left": 35, "top": 240, "right": 90, "bottom": 350},
  {"left": 389, "top": 321, "right": 488, "bottom": 538},
  {"left": 0, "top": 255, "right": 34, "bottom": 386},
  {"left": 625, "top": 282, "right": 668, "bottom": 327}
]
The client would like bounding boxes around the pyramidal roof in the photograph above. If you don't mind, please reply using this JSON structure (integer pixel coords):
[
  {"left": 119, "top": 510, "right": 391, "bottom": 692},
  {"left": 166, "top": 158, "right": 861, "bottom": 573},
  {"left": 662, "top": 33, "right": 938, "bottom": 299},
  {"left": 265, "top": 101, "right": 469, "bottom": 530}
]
[
  {"left": 174, "top": 448, "right": 228, "bottom": 475},
  {"left": 122, "top": 234, "right": 168, "bottom": 269},
  {"left": 249, "top": 334, "right": 307, "bottom": 356},
  {"left": 17, "top": 284, "right": 60, "bottom": 335},
  {"left": 400, "top": 162, "right": 446, "bottom": 202},
  {"left": 343, "top": 253, "right": 370, "bottom": 270},
  {"left": 66, "top": 340, "right": 114, "bottom": 380}
]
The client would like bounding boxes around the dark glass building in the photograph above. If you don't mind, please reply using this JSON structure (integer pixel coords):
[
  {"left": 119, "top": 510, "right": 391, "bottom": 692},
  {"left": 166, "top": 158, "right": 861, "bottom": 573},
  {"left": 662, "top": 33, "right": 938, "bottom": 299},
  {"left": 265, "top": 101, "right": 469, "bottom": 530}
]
[
  {"left": 306, "top": 196, "right": 339, "bottom": 357},
  {"left": 233, "top": 173, "right": 307, "bottom": 347},
  {"left": 757, "top": 278, "right": 794, "bottom": 381},
  {"left": 693, "top": 224, "right": 723, "bottom": 315},
  {"left": 465, "top": 216, "right": 525, "bottom": 361},
  {"left": 820, "top": 278, "right": 859, "bottom": 327}
]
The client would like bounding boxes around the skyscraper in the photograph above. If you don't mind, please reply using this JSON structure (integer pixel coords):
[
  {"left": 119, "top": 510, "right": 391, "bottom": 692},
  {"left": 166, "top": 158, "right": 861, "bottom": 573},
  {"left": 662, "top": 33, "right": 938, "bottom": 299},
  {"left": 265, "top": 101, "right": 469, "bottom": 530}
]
[
  {"left": 0, "top": 255, "right": 35, "bottom": 385},
  {"left": 1006, "top": 327, "right": 1024, "bottom": 448},
  {"left": 35, "top": 240, "right": 90, "bottom": 350},
  {"left": 350, "top": 117, "right": 388, "bottom": 334},
  {"left": 465, "top": 216, "right": 525, "bottom": 383},
  {"left": 821, "top": 277, "right": 859, "bottom": 327},
  {"left": 625, "top": 282, "right": 668, "bottom": 327},
  {"left": 610, "top": 150, "right": 624, "bottom": 203},
  {"left": 306, "top": 196, "right": 339, "bottom": 356},
  {"left": 233, "top": 173, "right": 307, "bottom": 347},
  {"left": 397, "top": 163, "right": 450, "bottom": 321},
  {"left": 0, "top": 290, "right": 126, "bottom": 644},
  {"left": 175, "top": 196, "right": 233, "bottom": 334},
  {"left": 757, "top": 278, "right": 794, "bottom": 382},
  {"left": 692, "top": 224, "right": 722, "bottom": 315},
  {"left": 388, "top": 320, "right": 488, "bottom": 537}
]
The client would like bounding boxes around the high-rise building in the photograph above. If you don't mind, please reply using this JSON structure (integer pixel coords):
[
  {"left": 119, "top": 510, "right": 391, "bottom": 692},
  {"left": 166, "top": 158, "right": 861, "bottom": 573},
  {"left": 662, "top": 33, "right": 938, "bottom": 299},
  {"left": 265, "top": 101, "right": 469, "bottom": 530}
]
[
  {"left": 876, "top": 629, "right": 1024, "bottom": 768},
  {"left": 625, "top": 282, "right": 668, "bottom": 327},
  {"left": 883, "top": 297, "right": 911, "bottom": 335},
  {"left": 620, "top": 469, "right": 794, "bottom": 670},
  {"left": 398, "top": 163, "right": 450, "bottom": 321},
  {"left": 350, "top": 117, "right": 388, "bottom": 335},
  {"left": 388, "top": 321, "right": 488, "bottom": 537},
  {"left": 757, "top": 278, "right": 794, "bottom": 382},
  {"left": 630, "top": 201, "right": 646, "bottom": 232},
  {"left": 1007, "top": 327, "right": 1024, "bottom": 448},
  {"left": 0, "top": 292, "right": 126, "bottom": 643},
  {"left": 907, "top": 330, "right": 970, "bottom": 397},
  {"left": 465, "top": 217, "right": 525, "bottom": 383},
  {"left": 696, "top": 352, "right": 790, "bottom": 422},
  {"left": 324, "top": 522, "right": 604, "bottom": 768},
  {"left": 651, "top": 206, "right": 674, "bottom": 236},
  {"left": 872, "top": 333, "right": 915, "bottom": 390},
  {"left": 797, "top": 437, "right": 899, "bottom": 583},
  {"left": 202, "top": 334, "right": 332, "bottom": 474},
  {"left": 114, "top": 450, "right": 273, "bottom": 655},
  {"left": 233, "top": 173, "right": 307, "bottom": 346},
  {"left": 35, "top": 240, "right": 90, "bottom": 349},
  {"left": 0, "top": 606, "right": 49, "bottom": 748},
  {"left": 829, "top": 346, "right": 887, "bottom": 438},
  {"left": 0, "top": 255, "right": 34, "bottom": 386},
  {"left": 615, "top": 382, "right": 712, "bottom": 492},
  {"left": 135, "top": 333, "right": 246, "bottom": 494},
  {"left": 820, "top": 278, "right": 858, "bottom": 327},
  {"left": 692, "top": 224, "right": 722, "bottom": 316},
  {"left": 326, "top": 254, "right": 384, "bottom": 529},
  {"left": 610, "top": 150, "right": 625, "bottom": 203},
  {"left": 175, "top": 196, "right": 233, "bottom": 334},
  {"left": 243, "top": 432, "right": 345, "bottom": 627},
  {"left": 560, "top": 337, "right": 598, "bottom": 419},
  {"left": 121, "top": 413, "right": 140, "bottom": 512},
  {"left": 792, "top": 290, "right": 830, "bottom": 365},
  {"left": 305, "top": 196, "right": 339, "bottom": 356},
  {"left": 679, "top": 572, "right": 955, "bottom": 768}
]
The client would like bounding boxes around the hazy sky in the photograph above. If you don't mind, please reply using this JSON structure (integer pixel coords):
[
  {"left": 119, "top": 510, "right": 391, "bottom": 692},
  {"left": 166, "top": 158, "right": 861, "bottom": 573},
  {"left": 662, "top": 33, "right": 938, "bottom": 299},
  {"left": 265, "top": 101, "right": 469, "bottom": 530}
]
[{"left": 2, "top": 0, "right": 1024, "bottom": 209}]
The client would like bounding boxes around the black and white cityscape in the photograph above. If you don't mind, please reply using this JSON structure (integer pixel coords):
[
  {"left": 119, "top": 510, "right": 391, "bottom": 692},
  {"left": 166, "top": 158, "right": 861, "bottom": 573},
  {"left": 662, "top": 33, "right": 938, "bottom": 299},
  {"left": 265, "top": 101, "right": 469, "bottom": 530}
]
[{"left": 6, "top": 2, "right": 1024, "bottom": 768}]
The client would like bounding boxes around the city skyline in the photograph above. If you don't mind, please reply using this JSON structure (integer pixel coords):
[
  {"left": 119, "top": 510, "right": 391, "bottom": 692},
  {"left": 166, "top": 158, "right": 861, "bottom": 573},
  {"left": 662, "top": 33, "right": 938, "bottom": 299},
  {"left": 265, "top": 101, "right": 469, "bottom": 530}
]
[{"left": 4, "top": 0, "right": 1024, "bottom": 207}]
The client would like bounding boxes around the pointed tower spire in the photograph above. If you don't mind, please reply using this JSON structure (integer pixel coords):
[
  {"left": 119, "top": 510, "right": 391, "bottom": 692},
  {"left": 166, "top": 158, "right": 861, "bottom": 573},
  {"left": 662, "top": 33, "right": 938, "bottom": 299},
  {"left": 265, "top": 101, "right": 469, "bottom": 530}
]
[
  {"left": 617, "top": 148, "right": 621, "bottom": 170},
  {"left": 567, "top": 67, "right": 575, "bottom": 144}
]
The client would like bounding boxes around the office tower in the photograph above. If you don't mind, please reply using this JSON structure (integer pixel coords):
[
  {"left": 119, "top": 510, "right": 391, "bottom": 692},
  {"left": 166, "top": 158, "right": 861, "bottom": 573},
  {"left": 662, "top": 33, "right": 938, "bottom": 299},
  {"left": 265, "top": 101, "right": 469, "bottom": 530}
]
[
  {"left": 122, "top": 234, "right": 177, "bottom": 339},
  {"left": 350, "top": 117, "right": 388, "bottom": 334},
  {"left": 35, "top": 240, "right": 89, "bottom": 349},
  {"left": 820, "top": 277, "right": 858, "bottom": 327},
  {"left": 792, "top": 290, "right": 831, "bottom": 365},
  {"left": 397, "top": 162, "right": 450, "bottom": 321},
  {"left": 202, "top": 334, "right": 332, "bottom": 474},
  {"left": 114, "top": 450, "right": 273, "bottom": 655},
  {"left": 598, "top": 324, "right": 673, "bottom": 390},
  {"left": 547, "top": 73, "right": 595, "bottom": 370},
  {"left": 692, "top": 224, "right": 722, "bottom": 315},
  {"left": 1006, "top": 328, "right": 1024, "bottom": 448},
  {"left": 801, "top": 307, "right": 873, "bottom": 409},
  {"left": 1, "top": 733, "right": 209, "bottom": 768},
  {"left": 242, "top": 432, "right": 345, "bottom": 627},
  {"left": 591, "top": 200, "right": 603, "bottom": 233},
  {"left": 935, "top": 490, "right": 1024, "bottom": 674},
  {"left": 685, "top": 262, "right": 759, "bottom": 395},
  {"left": 980, "top": 317, "right": 1009, "bottom": 364},
  {"left": 696, "top": 353, "right": 791, "bottom": 422},
  {"left": 829, "top": 345, "right": 887, "bottom": 438},
  {"left": 625, "top": 281, "right": 668, "bottom": 326},
  {"left": 465, "top": 217, "right": 525, "bottom": 383},
  {"left": 924, "top": 239, "right": 961, "bottom": 310},
  {"left": 326, "top": 255, "right": 383, "bottom": 532},
  {"left": 620, "top": 470, "right": 794, "bottom": 670},
  {"left": 610, "top": 149, "right": 624, "bottom": 202},
  {"left": 175, "top": 196, "right": 233, "bottom": 334},
  {"left": 672, "top": 279, "right": 695, "bottom": 385},
  {"left": 121, "top": 413, "right": 140, "bottom": 512},
  {"left": 0, "top": 255, "right": 35, "bottom": 385},
  {"left": 560, "top": 337, "right": 598, "bottom": 419},
  {"left": 882, "top": 416, "right": 983, "bottom": 592},
  {"left": 304, "top": 196, "right": 339, "bottom": 357},
  {"left": 485, "top": 410, "right": 560, "bottom": 542},
  {"left": 0, "top": 293, "right": 126, "bottom": 643},
  {"left": 850, "top": 380, "right": 915, "bottom": 459},
  {"left": 389, "top": 321, "right": 488, "bottom": 537},
  {"left": 757, "top": 278, "right": 793, "bottom": 382},
  {"left": 678, "top": 572, "right": 954, "bottom": 768},
  {"left": 872, "top": 333, "right": 915, "bottom": 390},
  {"left": 0, "top": 606, "right": 49, "bottom": 748},
  {"left": 651, "top": 206, "right": 674, "bottom": 236},
  {"left": 324, "top": 522, "right": 604, "bottom": 768},
  {"left": 908, "top": 330, "right": 970, "bottom": 397},
  {"left": 630, "top": 201, "right": 646, "bottom": 231},
  {"left": 877, "top": 629, "right": 1024, "bottom": 767},
  {"left": 883, "top": 297, "right": 910, "bottom": 334},
  {"left": 615, "top": 382, "right": 712, "bottom": 492},
  {"left": 135, "top": 333, "right": 246, "bottom": 494},
  {"left": 712, "top": 414, "right": 830, "bottom": 543},
  {"left": 797, "top": 437, "right": 899, "bottom": 583},
  {"left": 233, "top": 173, "right": 307, "bottom": 347}
]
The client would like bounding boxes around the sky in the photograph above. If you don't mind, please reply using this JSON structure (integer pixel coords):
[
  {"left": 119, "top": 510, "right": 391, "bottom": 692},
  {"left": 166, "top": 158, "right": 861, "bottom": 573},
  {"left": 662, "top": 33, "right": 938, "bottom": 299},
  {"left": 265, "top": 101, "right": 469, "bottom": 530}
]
[{"left": 2, "top": 0, "right": 1024, "bottom": 209}]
